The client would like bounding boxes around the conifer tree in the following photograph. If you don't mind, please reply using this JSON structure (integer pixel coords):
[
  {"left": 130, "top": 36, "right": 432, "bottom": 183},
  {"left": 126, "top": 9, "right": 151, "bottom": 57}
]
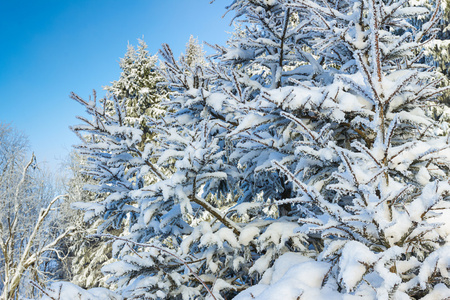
[
  {"left": 410, "top": 0, "right": 450, "bottom": 105},
  {"left": 184, "top": 35, "right": 206, "bottom": 67},
  {"left": 67, "top": 0, "right": 450, "bottom": 299},
  {"left": 70, "top": 32, "right": 309, "bottom": 299},
  {"left": 104, "top": 39, "right": 168, "bottom": 146},
  {"left": 230, "top": 0, "right": 450, "bottom": 298},
  {"left": 62, "top": 152, "right": 113, "bottom": 289}
]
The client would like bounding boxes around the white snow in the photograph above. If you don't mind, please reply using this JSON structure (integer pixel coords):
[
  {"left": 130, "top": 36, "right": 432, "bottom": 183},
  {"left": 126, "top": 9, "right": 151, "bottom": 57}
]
[
  {"left": 416, "top": 166, "right": 431, "bottom": 185},
  {"left": 338, "top": 241, "right": 376, "bottom": 292},
  {"left": 239, "top": 226, "right": 260, "bottom": 246},
  {"left": 234, "top": 258, "right": 343, "bottom": 300},
  {"left": 40, "top": 282, "right": 122, "bottom": 300}
]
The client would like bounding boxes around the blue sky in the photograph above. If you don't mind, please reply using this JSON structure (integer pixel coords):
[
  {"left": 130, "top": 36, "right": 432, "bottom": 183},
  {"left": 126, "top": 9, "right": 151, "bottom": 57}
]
[{"left": 0, "top": 0, "right": 232, "bottom": 170}]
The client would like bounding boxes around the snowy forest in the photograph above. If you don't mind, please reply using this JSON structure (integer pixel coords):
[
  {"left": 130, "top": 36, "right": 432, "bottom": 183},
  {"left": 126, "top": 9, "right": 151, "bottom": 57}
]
[{"left": 4, "top": 0, "right": 450, "bottom": 299}]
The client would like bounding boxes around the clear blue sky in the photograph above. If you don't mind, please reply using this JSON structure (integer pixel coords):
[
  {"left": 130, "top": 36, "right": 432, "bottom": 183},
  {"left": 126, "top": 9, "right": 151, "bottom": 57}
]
[{"left": 0, "top": 0, "right": 232, "bottom": 170}]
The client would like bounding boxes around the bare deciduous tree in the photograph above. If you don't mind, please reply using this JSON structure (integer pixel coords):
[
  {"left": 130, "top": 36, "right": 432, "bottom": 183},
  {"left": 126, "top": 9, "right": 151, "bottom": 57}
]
[{"left": 0, "top": 124, "right": 73, "bottom": 300}]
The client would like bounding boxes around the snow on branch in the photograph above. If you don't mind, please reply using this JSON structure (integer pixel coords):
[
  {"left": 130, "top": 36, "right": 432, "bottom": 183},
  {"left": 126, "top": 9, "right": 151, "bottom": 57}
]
[{"left": 94, "top": 233, "right": 218, "bottom": 300}]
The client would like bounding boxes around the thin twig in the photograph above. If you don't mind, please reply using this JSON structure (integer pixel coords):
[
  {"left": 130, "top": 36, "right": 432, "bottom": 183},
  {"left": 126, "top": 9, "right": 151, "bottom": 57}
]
[{"left": 30, "top": 280, "right": 57, "bottom": 300}]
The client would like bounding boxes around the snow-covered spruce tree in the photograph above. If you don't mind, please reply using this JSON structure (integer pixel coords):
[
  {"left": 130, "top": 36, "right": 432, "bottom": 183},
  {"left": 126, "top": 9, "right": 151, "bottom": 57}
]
[
  {"left": 71, "top": 0, "right": 450, "bottom": 298},
  {"left": 409, "top": 0, "right": 450, "bottom": 106},
  {"left": 67, "top": 40, "right": 168, "bottom": 291},
  {"left": 62, "top": 151, "right": 113, "bottom": 289},
  {"left": 230, "top": 0, "right": 450, "bottom": 298},
  {"left": 71, "top": 77, "right": 240, "bottom": 299},
  {"left": 184, "top": 35, "right": 206, "bottom": 67},
  {"left": 206, "top": 0, "right": 350, "bottom": 218},
  {"left": 410, "top": 0, "right": 450, "bottom": 76},
  {"left": 429, "top": 0, "right": 450, "bottom": 106},
  {"left": 70, "top": 32, "right": 309, "bottom": 299},
  {"left": 104, "top": 39, "right": 168, "bottom": 147}
]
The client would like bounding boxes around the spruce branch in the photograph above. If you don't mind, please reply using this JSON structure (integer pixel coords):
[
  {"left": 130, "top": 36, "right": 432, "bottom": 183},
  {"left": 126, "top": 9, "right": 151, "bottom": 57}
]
[
  {"left": 415, "top": 1, "right": 442, "bottom": 43},
  {"left": 352, "top": 141, "right": 382, "bottom": 168},
  {"left": 353, "top": 51, "right": 380, "bottom": 104},
  {"left": 369, "top": 0, "right": 382, "bottom": 84},
  {"left": 95, "top": 234, "right": 218, "bottom": 300},
  {"left": 385, "top": 72, "right": 418, "bottom": 106},
  {"left": 192, "top": 177, "right": 242, "bottom": 236},
  {"left": 383, "top": 114, "right": 399, "bottom": 165},
  {"left": 276, "top": 8, "right": 291, "bottom": 89},
  {"left": 281, "top": 111, "right": 319, "bottom": 145}
]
